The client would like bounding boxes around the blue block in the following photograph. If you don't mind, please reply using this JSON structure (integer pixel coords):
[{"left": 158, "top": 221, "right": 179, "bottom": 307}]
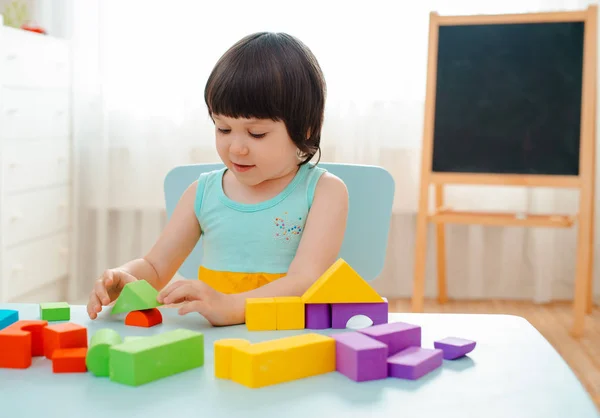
[{"left": 0, "top": 309, "right": 19, "bottom": 330}]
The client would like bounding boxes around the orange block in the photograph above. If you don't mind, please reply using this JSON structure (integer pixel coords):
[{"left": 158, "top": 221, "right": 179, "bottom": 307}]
[
  {"left": 52, "top": 347, "right": 88, "bottom": 373},
  {"left": 125, "top": 308, "right": 163, "bottom": 327},
  {"left": 43, "top": 322, "right": 88, "bottom": 359},
  {"left": 0, "top": 320, "right": 48, "bottom": 368}
]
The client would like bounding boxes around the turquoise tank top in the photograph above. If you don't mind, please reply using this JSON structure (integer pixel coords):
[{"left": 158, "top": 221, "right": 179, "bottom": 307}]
[{"left": 194, "top": 163, "right": 327, "bottom": 274}]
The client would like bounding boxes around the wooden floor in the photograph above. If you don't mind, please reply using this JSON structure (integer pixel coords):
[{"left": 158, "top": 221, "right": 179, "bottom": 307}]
[{"left": 389, "top": 298, "right": 600, "bottom": 412}]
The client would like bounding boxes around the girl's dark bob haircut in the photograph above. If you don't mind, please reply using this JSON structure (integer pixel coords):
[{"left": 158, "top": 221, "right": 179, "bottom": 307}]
[{"left": 204, "top": 32, "right": 326, "bottom": 165}]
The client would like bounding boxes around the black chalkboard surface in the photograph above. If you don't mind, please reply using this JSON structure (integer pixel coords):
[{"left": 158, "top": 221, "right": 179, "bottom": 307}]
[{"left": 431, "top": 22, "right": 585, "bottom": 176}]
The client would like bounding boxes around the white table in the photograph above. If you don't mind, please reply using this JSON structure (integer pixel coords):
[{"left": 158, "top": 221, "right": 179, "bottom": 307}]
[{"left": 0, "top": 303, "right": 598, "bottom": 418}]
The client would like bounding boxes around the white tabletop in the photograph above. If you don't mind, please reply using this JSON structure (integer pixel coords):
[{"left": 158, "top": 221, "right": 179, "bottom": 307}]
[{"left": 0, "top": 303, "right": 598, "bottom": 418}]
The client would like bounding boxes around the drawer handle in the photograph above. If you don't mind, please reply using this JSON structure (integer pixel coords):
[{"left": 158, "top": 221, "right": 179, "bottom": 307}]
[
  {"left": 10, "top": 213, "right": 22, "bottom": 222},
  {"left": 8, "top": 161, "right": 19, "bottom": 169},
  {"left": 5, "top": 108, "right": 18, "bottom": 116},
  {"left": 6, "top": 53, "right": 17, "bottom": 60}
]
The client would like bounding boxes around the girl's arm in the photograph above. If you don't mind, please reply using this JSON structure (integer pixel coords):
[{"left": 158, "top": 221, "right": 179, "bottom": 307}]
[
  {"left": 231, "top": 172, "right": 349, "bottom": 301},
  {"left": 87, "top": 181, "right": 201, "bottom": 318}
]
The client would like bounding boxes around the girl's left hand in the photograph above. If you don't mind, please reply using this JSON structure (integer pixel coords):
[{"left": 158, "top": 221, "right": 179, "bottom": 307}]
[{"left": 157, "top": 280, "right": 244, "bottom": 326}]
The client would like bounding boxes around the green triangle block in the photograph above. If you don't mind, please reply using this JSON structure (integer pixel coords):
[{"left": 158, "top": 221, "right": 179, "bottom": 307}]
[{"left": 111, "top": 280, "right": 162, "bottom": 314}]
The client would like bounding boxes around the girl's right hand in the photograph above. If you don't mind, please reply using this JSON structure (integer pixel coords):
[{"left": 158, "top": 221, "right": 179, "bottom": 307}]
[{"left": 87, "top": 269, "right": 138, "bottom": 319}]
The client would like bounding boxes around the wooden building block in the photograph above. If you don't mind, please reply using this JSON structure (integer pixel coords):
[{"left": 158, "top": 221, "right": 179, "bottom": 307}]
[
  {"left": 305, "top": 304, "right": 331, "bottom": 329},
  {"left": 86, "top": 329, "right": 122, "bottom": 377},
  {"left": 331, "top": 301, "right": 388, "bottom": 329},
  {"left": 214, "top": 339, "right": 251, "bottom": 379},
  {"left": 125, "top": 308, "right": 163, "bottom": 327},
  {"left": 111, "top": 280, "right": 162, "bottom": 314},
  {"left": 434, "top": 337, "right": 476, "bottom": 360},
  {"left": 388, "top": 347, "right": 443, "bottom": 380},
  {"left": 230, "top": 333, "right": 335, "bottom": 388},
  {"left": 0, "top": 320, "right": 48, "bottom": 368},
  {"left": 275, "top": 297, "right": 304, "bottom": 330},
  {"left": 39, "top": 302, "right": 70, "bottom": 321},
  {"left": 109, "top": 329, "right": 204, "bottom": 386},
  {"left": 52, "top": 347, "right": 88, "bottom": 373},
  {"left": 0, "top": 309, "right": 18, "bottom": 330},
  {"left": 333, "top": 331, "right": 388, "bottom": 382},
  {"left": 357, "top": 321, "right": 421, "bottom": 356},
  {"left": 301, "top": 258, "right": 384, "bottom": 304},
  {"left": 43, "top": 322, "right": 88, "bottom": 359},
  {"left": 245, "top": 298, "right": 276, "bottom": 331}
]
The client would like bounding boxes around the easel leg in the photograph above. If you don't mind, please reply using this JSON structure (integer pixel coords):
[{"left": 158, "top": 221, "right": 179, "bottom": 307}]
[
  {"left": 573, "top": 206, "right": 592, "bottom": 337},
  {"left": 412, "top": 186, "right": 430, "bottom": 313},
  {"left": 435, "top": 185, "right": 448, "bottom": 304}
]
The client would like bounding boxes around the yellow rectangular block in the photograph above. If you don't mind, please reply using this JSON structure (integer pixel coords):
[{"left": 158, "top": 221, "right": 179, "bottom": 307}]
[
  {"left": 275, "top": 297, "right": 304, "bottom": 330},
  {"left": 245, "top": 298, "right": 277, "bottom": 331},
  {"left": 230, "top": 333, "right": 335, "bottom": 388},
  {"left": 214, "top": 339, "right": 251, "bottom": 379}
]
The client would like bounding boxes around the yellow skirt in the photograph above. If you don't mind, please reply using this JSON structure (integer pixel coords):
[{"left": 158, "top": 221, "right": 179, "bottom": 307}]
[{"left": 198, "top": 266, "right": 286, "bottom": 294}]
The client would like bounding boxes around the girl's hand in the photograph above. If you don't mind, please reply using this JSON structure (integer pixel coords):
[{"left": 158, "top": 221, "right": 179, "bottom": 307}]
[
  {"left": 87, "top": 269, "right": 138, "bottom": 319},
  {"left": 157, "top": 280, "right": 244, "bottom": 326}
]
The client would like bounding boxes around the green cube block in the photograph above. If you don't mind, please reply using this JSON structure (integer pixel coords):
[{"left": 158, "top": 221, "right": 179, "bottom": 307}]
[
  {"left": 111, "top": 280, "right": 162, "bottom": 314},
  {"left": 109, "top": 329, "right": 204, "bottom": 386},
  {"left": 39, "top": 302, "right": 70, "bottom": 321}
]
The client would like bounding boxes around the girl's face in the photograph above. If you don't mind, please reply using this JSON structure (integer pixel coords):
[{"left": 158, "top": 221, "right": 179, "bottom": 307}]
[{"left": 213, "top": 114, "right": 300, "bottom": 186}]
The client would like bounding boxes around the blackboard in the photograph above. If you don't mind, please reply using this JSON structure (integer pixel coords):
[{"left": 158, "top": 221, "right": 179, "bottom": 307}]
[{"left": 431, "top": 22, "right": 585, "bottom": 176}]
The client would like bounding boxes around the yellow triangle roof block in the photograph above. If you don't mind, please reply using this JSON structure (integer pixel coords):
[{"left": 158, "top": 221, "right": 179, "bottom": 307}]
[{"left": 301, "top": 258, "right": 383, "bottom": 304}]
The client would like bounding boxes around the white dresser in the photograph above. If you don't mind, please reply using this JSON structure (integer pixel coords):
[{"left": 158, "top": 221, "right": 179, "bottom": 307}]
[{"left": 0, "top": 24, "right": 72, "bottom": 303}]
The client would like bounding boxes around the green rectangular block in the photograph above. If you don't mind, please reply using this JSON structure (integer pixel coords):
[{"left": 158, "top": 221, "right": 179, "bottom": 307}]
[
  {"left": 40, "top": 302, "right": 70, "bottom": 321},
  {"left": 109, "top": 329, "right": 204, "bottom": 386}
]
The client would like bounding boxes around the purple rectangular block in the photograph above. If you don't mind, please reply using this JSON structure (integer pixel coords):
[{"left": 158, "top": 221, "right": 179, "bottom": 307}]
[
  {"left": 333, "top": 332, "right": 388, "bottom": 382},
  {"left": 387, "top": 347, "right": 443, "bottom": 380},
  {"left": 357, "top": 321, "right": 421, "bottom": 355},
  {"left": 434, "top": 337, "right": 476, "bottom": 359},
  {"left": 305, "top": 304, "right": 331, "bottom": 329},
  {"left": 330, "top": 302, "right": 388, "bottom": 329}
]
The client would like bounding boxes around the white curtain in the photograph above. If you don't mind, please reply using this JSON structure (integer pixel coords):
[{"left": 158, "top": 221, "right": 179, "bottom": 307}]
[{"left": 69, "top": 0, "right": 600, "bottom": 304}]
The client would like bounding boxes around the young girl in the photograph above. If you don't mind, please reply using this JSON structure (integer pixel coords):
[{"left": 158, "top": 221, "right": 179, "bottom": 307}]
[{"left": 86, "top": 32, "right": 349, "bottom": 326}]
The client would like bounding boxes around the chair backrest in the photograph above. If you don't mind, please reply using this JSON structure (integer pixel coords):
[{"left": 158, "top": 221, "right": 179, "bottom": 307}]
[{"left": 164, "top": 162, "right": 395, "bottom": 281}]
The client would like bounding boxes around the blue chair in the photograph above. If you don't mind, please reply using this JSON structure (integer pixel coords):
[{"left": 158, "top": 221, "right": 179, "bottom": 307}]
[{"left": 164, "top": 162, "right": 395, "bottom": 282}]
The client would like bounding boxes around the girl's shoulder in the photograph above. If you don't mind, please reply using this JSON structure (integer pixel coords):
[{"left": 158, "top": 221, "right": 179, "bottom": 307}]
[{"left": 194, "top": 167, "right": 227, "bottom": 217}]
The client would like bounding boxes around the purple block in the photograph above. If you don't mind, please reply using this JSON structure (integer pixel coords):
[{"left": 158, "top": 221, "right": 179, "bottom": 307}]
[
  {"left": 305, "top": 304, "right": 331, "bottom": 329},
  {"left": 357, "top": 321, "right": 421, "bottom": 356},
  {"left": 434, "top": 337, "right": 476, "bottom": 360},
  {"left": 333, "top": 332, "right": 388, "bottom": 382},
  {"left": 388, "top": 347, "right": 443, "bottom": 380},
  {"left": 330, "top": 302, "right": 388, "bottom": 329}
]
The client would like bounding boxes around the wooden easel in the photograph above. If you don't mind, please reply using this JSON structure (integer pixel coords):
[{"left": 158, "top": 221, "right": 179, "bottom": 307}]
[{"left": 412, "top": 6, "right": 597, "bottom": 338}]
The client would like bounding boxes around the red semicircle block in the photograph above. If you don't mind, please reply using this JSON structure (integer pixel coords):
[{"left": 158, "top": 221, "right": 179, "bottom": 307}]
[{"left": 125, "top": 308, "right": 163, "bottom": 327}]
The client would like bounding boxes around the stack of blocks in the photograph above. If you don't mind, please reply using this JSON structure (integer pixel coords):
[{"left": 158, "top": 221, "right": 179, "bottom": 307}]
[
  {"left": 111, "top": 280, "right": 164, "bottom": 328},
  {"left": 245, "top": 258, "right": 388, "bottom": 331},
  {"left": 227, "top": 258, "right": 476, "bottom": 388}
]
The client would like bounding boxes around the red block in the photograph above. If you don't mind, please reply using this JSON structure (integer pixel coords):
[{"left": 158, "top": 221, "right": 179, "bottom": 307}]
[
  {"left": 43, "top": 322, "right": 88, "bottom": 359},
  {"left": 52, "top": 347, "right": 88, "bottom": 373},
  {"left": 125, "top": 308, "right": 163, "bottom": 327},
  {"left": 0, "top": 320, "right": 48, "bottom": 368}
]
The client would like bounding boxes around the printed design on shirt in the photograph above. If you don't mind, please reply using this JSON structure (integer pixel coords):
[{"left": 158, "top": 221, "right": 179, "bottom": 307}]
[{"left": 273, "top": 212, "right": 305, "bottom": 242}]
